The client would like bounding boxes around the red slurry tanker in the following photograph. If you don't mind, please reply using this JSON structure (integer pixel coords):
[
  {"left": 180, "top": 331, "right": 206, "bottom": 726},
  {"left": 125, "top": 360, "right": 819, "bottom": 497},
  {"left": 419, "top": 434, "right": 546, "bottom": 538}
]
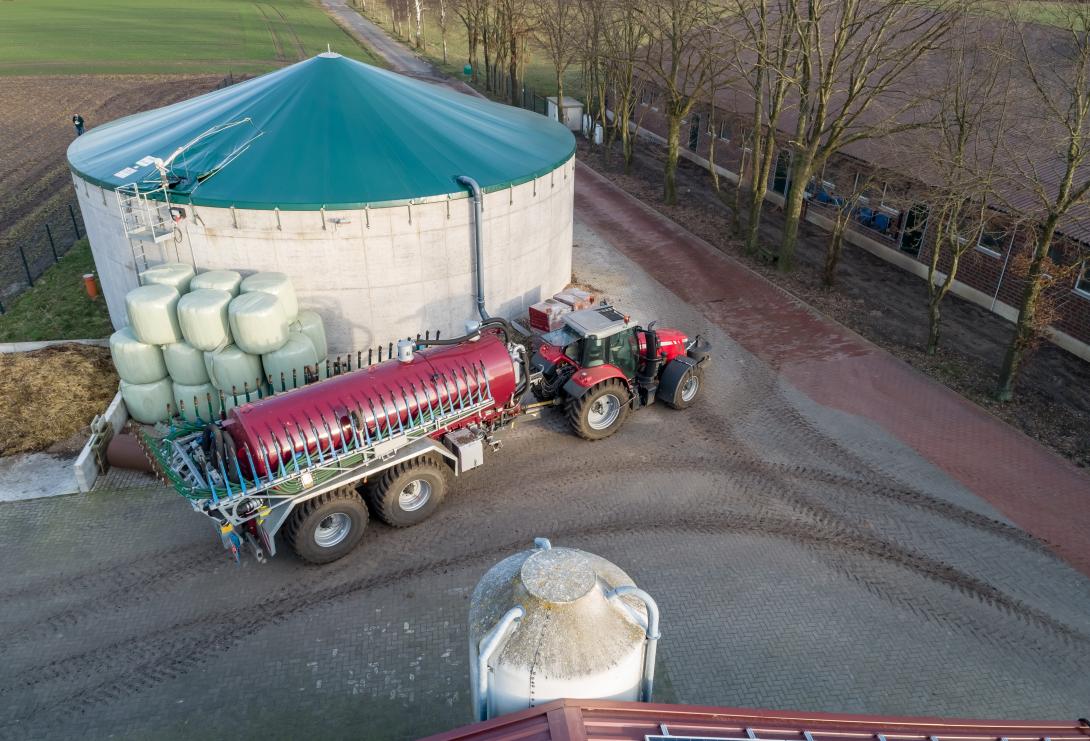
[{"left": 147, "top": 308, "right": 710, "bottom": 564}]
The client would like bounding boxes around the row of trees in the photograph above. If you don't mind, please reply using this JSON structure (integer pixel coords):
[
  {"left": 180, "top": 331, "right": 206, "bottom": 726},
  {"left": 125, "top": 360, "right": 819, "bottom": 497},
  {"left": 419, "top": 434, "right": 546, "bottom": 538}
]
[{"left": 368, "top": 0, "right": 1090, "bottom": 401}]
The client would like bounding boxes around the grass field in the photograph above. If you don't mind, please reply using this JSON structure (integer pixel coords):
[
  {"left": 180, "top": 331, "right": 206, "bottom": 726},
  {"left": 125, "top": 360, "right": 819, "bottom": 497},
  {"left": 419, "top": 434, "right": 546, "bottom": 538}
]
[
  {"left": 0, "top": 0, "right": 383, "bottom": 75},
  {"left": 0, "top": 240, "right": 112, "bottom": 342},
  {"left": 359, "top": 5, "right": 582, "bottom": 101}
]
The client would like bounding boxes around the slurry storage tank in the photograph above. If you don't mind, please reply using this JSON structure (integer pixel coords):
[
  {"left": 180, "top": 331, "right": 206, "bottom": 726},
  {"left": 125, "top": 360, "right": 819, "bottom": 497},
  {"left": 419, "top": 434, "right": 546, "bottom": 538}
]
[{"left": 66, "top": 52, "right": 576, "bottom": 352}]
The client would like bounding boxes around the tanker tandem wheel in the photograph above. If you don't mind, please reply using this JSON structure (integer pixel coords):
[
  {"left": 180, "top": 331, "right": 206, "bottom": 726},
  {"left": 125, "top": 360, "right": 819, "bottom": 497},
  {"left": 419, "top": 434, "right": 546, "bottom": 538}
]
[
  {"left": 366, "top": 455, "right": 450, "bottom": 528},
  {"left": 284, "top": 485, "right": 369, "bottom": 564}
]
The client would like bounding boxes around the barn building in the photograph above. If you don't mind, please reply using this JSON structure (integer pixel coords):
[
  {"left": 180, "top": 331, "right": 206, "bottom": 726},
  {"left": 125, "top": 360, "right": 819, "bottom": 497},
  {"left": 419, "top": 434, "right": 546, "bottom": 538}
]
[{"left": 66, "top": 52, "right": 575, "bottom": 351}]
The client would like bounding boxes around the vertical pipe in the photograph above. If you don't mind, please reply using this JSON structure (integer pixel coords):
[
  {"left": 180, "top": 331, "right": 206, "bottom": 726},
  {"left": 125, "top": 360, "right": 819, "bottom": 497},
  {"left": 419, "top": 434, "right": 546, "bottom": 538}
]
[{"left": 456, "top": 175, "right": 489, "bottom": 320}]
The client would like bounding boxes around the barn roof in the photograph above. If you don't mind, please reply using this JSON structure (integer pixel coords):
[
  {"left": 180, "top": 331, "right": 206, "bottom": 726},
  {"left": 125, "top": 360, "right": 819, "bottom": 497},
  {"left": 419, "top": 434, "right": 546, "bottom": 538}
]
[{"left": 66, "top": 53, "right": 575, "bottom": 211}]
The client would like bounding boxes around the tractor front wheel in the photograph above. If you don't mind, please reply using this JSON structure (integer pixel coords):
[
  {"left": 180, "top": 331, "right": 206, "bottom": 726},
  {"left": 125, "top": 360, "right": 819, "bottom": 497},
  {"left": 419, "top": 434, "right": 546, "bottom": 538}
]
[
  {"left": 284, "top": 486, "right": 368, "bottom": 565},
  {"left": 566, "top": 380, "right": 631, "bottom": 440},
  {"left": 661, "top": 361, "right": 704, "bottom": 410}
]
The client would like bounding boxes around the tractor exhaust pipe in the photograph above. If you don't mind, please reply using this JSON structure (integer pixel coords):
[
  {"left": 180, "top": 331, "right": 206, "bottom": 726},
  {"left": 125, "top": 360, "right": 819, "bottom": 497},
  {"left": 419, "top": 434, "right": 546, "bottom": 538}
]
[{"left": 457, "top": 175, "right": 489, "bottom": 321}]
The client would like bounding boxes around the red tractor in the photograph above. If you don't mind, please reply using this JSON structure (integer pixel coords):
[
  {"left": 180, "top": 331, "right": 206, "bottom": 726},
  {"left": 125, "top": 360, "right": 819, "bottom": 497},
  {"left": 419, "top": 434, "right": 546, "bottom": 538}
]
[{"left": 530, "top": 305, "right": 711, "bottom": 440}]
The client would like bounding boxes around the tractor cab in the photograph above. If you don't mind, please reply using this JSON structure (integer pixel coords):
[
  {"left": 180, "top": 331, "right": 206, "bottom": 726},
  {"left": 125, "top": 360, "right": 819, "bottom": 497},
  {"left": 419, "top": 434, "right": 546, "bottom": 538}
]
[{"left": 541, "top": 306, "right": 641, "bottom": 379}]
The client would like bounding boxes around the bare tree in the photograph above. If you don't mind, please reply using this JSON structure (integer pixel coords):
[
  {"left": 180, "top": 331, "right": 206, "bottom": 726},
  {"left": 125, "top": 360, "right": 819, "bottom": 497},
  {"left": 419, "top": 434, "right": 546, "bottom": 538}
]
[
  {"left": 775, "top": 0, "right": 959, "bottom": 271},
  {"left": 637, "top": 0, "right": 722, "bottom": 205},
  {"left": 532, "top": 0, "right": 581, "bottom": 122},
  {"left": 995, "top": 5, "right": 1090, "bottom": 400},
  {"left": 452, "top": 0, "right": 487, "bottom": 83},
  {"left": 727, "top": 0, "right": 799, "bottom": 254},
  {"left": 599, "top": 0, "right": 649, "bottom": 169},
  {"left": 412, "top": 0, "right": 426, "bottom": 49},
  {"left": 437, "top": 0, "right": 450, "bottom": 63},
  {"left": 815, "top": 167, "right": 881, "bottom": 287},
  {"left": 910, "top": 22, "right": 1013, "bottom": 354}
]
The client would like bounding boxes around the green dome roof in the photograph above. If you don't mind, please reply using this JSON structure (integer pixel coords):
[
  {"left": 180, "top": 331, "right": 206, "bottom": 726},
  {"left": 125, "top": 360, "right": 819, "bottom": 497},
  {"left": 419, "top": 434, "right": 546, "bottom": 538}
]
[{"left": 66, "top": 54, "right": 575, "bottom": 211}]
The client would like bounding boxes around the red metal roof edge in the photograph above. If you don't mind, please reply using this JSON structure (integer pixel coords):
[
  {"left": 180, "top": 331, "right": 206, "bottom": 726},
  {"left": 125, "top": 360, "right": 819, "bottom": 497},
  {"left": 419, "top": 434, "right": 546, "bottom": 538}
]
[{"left": 421, "top": 699, "right": 1090, "bottom": 741}]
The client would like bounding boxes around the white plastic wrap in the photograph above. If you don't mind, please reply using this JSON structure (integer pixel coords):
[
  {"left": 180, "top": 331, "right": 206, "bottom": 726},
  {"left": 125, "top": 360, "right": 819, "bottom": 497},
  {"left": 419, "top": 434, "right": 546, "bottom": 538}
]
[
  {"left": 177, "top": 288, "right": 232, "bottom": 352},
  {"left": 190, "top": 269, "right": 242, "bottom": 296},
  {"left": 120, "top": 378, "right": 175, "bottom": 424},
  {"left": 262, "top": 332, "right": 319, "bottom": 392},
  {"left": 125, "top": 284, "right": 181, "bottom": 345},
  {"left": 140, "top": 262, "right": 194, "bottom": 294},
  {"left": 204, "top": 345, "right": 266, "bottom": 400},
  {"left": 163, "top": 342, "right": 210, "bottom": 385},
  {"left": 292, "top": 309, "right": 328, "bottom": 361},
  {"left": 171, "top": 381, "right": 222, "bottom": 423},
  {"left": 228, "top": 292, "right": 289, "bottom": 354},
  {"left": 109, "top": 327, "right": 167, "bottom": 384},
  {"left": 240, "top": 271, "right": 298, "bottom": 321}
]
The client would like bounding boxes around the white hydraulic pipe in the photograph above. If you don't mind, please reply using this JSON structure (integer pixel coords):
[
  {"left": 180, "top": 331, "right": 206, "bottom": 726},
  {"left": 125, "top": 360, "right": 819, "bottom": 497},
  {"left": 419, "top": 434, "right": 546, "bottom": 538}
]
[
  {"left": 473, "top": 605, "right": 524, "bottom": 721},
  {"left": 607, "top": 585, "right": 660, "bottom": 702}
]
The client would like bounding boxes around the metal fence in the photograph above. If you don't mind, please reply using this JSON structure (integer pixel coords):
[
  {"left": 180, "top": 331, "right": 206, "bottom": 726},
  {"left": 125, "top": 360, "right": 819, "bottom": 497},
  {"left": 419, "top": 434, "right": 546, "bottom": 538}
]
[{"left": 0, "top": 202, "right": 86, "bottom": 314}]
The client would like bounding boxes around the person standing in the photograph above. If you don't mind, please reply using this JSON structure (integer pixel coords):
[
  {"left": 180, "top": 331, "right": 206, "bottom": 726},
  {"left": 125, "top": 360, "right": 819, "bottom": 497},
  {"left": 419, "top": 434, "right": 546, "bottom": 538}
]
[{"left": 72, "top": 114, "right": 85, "bottom": 137}]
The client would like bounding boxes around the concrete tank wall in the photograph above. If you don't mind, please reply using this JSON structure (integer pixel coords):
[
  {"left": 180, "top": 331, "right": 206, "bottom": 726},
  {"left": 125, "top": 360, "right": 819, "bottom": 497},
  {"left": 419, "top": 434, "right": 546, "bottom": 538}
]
[{"left": 72, "top": 156, "right": 574, "bottom": 352}]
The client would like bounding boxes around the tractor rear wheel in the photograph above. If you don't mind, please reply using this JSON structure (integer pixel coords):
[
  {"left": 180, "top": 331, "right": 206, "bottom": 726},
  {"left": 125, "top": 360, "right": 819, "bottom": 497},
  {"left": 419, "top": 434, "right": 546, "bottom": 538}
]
[
  {"left": 284, "top": 485, "right": 368, "bottom": 564},
  {"left": 566, "top": 380, "right": 631, "bottom": 440},
  {"left": 368, "top": 456, "right": 448, "bottom": 527}
]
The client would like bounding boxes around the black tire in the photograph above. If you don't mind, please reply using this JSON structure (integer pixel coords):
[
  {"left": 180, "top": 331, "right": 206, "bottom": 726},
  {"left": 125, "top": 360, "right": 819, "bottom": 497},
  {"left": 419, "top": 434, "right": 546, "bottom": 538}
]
[
  {"left": 566, "top": 379, "right": 631, "bottom": 440},
  {"left": 661, "top": 362, "right": 704, "bottom": 410},
  {"left": 284, "top": 485, "right": 368, "bottom": 564},
  {"left": 368, "top": 456, "right": 448, "bottom": 527}
]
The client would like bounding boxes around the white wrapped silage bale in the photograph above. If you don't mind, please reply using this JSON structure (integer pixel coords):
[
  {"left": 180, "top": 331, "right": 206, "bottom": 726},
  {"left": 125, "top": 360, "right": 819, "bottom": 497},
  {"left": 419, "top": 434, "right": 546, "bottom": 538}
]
[
  {"left": 140, "top": 262, "right": 194, "bottom": 293},
  {"left": 120, "top": 378, "right": 174, "bottom": 424},
  {"left": 177, "top": 289, "right": 232, "bottom": 352},
  {"left": 125, "top": 284, "right": 181, "bottom": 345},
  {"left": 190, "top": 269, "right": 242, "bottom": 296},
  {"left": 240, "top": 272, "right": 298, "bottom": 321},
  {"left": 228, "top": 292, "right": 289, "bottom": 355},
  {"left": 109, "top": 327, "right": 167, "bottom": 384},
  {"left": 171, "top": 381, "right": 222, "bottom": 423},
  {"left": 292, "top": 310, "right": 328, "bottom": 362},
  {"left": 263, "top": 332, "right": 319, "bottom": 392},
  {"left": 163, "top": 342, "right": 210, "bottom": 385},
  {"left": 205, "top": 345, "right": 266, "bottom": 400}
]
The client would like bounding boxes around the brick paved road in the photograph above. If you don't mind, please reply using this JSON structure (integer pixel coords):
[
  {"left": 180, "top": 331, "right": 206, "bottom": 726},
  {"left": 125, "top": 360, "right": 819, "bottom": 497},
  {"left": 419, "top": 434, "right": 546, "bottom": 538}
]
[{"left": 1, "top": 218, "right": 1088, "bottom": 740}]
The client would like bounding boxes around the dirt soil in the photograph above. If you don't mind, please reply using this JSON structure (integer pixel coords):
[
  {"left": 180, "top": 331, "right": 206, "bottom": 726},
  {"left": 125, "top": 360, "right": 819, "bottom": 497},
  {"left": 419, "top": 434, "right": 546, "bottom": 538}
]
[
  {"left": 0, "top": 344, "right": 118, "bottom": 456},
  {"left": 0, "top": 75, "right": 223, "bottom": 297},
  {"left": 578, "top": 139, "right": 1090, "bottom": 468}
]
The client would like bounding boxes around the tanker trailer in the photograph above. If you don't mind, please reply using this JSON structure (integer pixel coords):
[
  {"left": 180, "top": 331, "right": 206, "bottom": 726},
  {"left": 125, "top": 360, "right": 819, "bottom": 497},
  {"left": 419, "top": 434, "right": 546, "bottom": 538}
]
[{"left": 144, "top": 318, "right": 532, "bottom": 564}]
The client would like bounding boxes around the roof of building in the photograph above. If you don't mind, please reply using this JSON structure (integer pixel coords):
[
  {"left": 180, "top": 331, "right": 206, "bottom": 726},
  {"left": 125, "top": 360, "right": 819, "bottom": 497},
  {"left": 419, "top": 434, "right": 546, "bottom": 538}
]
[
  {"left": 66, "top": 53, "right": 575, "bottom": 211},
  {"left": 421, "top": 699, "right": 1090, "bottom": 741}
]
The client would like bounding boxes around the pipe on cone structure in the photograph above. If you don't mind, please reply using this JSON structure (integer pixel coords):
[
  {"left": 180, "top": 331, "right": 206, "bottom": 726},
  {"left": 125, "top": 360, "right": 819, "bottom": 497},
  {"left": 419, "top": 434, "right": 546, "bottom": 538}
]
[
  {"left": 457, "top": 175, "right": 489, "bottom": 321},
  {"left": 472, "top": 605, "right": 524, "bottom": 721},
  {"left": 606, "top": 585, "right": 660, "bottom": 702}
]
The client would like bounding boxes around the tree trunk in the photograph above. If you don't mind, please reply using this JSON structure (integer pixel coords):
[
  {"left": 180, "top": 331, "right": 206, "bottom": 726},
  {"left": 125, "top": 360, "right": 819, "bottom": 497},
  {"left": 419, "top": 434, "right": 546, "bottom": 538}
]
[
  {"left": 995, "top": 222, "right": 1057, "bottom": 401},
  {"left": 664, "top": 113, "right": 681, "bottom": 205},
  {"left": 778, "top": 159, "right": 812, "bottom": 271},
  {"left": 744, "top": 129, "right": 776, "bottom": 254},
  {"left": 926, "top": 299, "right": 941, "bottom": 356},
  {"left": 556, "top": 73, "right": 564, "bottom": 123},
  {"left": 509, "top": 37, "right": 520, "bottom": 106},
  {"left": 823, "top": 221, "right": 846, "bottom": 286}
]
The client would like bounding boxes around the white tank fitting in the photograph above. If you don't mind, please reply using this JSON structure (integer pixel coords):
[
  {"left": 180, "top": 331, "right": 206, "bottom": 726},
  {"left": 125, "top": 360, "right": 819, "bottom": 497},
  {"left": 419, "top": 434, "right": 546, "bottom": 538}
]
[{"left": 396, "top": 339, "right": 414, "bottom": 363}]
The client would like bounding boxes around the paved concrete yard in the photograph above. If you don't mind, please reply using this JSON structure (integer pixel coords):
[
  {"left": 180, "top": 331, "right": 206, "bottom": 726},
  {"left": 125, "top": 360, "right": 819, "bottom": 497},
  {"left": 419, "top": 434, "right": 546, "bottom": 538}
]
[{"left": 2, "top": 209, "right": 1088, "bottom": 740}]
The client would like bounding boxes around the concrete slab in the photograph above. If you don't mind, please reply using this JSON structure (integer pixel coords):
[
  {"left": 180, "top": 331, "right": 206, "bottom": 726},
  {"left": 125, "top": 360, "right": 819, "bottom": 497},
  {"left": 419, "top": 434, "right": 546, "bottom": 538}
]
[{"left": 0, "top": 452, "right": 79, "bottom": 501}]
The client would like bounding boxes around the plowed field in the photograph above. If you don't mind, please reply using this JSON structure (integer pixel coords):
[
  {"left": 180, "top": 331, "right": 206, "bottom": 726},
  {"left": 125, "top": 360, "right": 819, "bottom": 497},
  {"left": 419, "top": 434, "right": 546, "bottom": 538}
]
[{"left": 0, "top": 75, "right": 221, "bottom": 300}]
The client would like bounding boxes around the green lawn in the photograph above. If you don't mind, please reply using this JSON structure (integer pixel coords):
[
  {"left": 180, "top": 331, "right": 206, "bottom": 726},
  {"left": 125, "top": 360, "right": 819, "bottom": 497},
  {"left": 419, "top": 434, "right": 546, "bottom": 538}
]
[
  {"left": 0, "top": 240, "right": 113, "bottom": 342},
  {"left": 0, "top": 0, "right": 383, "bottom": 75}
]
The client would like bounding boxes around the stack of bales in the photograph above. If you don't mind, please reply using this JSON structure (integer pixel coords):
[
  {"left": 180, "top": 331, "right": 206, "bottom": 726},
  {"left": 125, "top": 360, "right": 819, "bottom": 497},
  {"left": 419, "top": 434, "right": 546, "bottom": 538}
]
[{"left": 110, "top": 264, "right": 328, "bottom": 424}]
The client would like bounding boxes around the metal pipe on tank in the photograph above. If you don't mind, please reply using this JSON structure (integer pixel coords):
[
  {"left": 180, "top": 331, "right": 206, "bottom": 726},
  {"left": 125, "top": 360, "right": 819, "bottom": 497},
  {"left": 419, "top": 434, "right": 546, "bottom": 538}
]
[
  {"left": 472, "top": 605, "right": 524, "bottom": 721},
  {"left": 456, "top": 175, "right": 489, "bottom": 321},
  {"left": 606, "top": 585, "right": 660, "bottom": 702}
]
